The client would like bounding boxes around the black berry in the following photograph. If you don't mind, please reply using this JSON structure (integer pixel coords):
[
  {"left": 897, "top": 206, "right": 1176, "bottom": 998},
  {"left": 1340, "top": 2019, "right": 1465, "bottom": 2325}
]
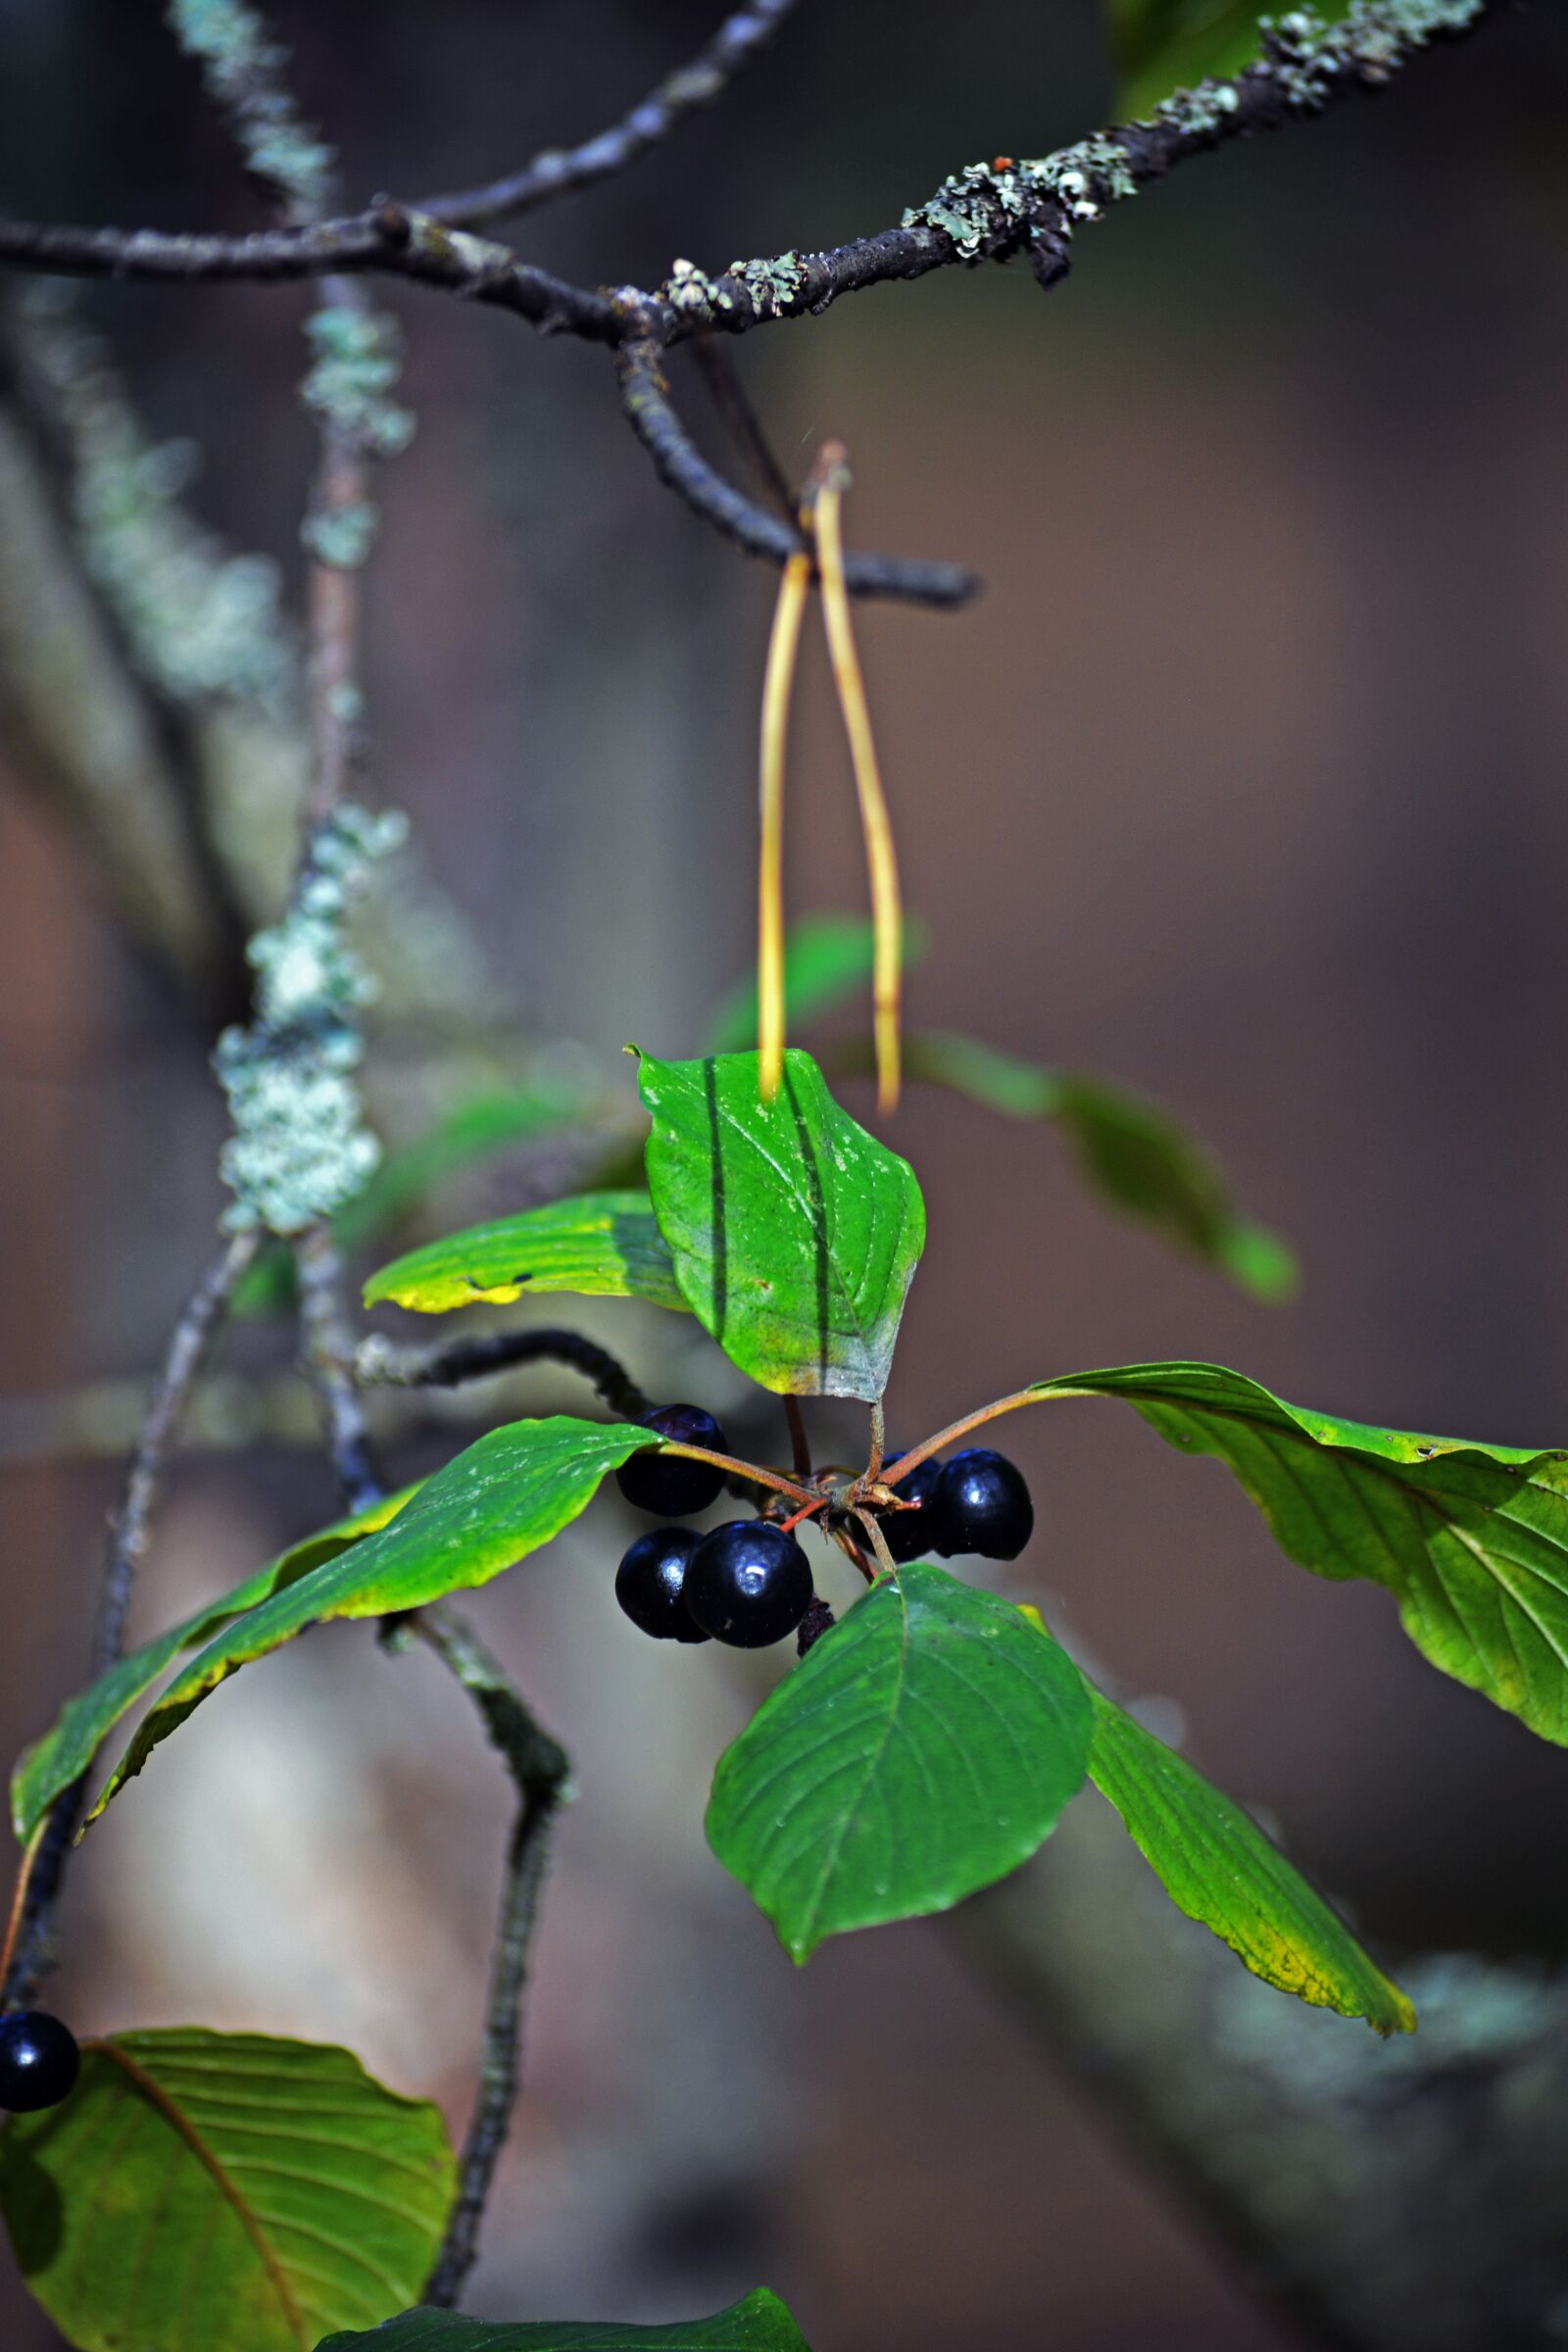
[
  {"left": 684, "top": 1520, "right": 813, "bottom": 1648},
  {"left": 934, "top": 1448, "right": 1034, "bottom": 1560},
  {"left": 615, "top": 1404, "right": 729, "bottom": 1518},
  {"left": 797, "top": 1597, "right": 836, "bottom": 1656},
  {"left": 874, "top": 1452, "right": 945, "bottom": 1564},
  {"left": 615, "top": 1529, "right": 710, "bottom": 1643},
  {"left": 0, "top": 2012, "right": 80, "bottom": 2113}
]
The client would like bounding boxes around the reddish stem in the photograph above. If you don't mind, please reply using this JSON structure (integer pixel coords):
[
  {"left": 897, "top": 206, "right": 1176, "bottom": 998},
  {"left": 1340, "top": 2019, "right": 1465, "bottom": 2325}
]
[{"left": 882, "top": 1387, "right": 1046, "bottom": 1484}]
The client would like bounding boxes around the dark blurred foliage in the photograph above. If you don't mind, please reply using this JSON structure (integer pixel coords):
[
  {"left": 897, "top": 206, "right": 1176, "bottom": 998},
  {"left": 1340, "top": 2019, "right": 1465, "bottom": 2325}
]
[{"left": 1, "top": 2, "right": 1567, "bottom": 2346}]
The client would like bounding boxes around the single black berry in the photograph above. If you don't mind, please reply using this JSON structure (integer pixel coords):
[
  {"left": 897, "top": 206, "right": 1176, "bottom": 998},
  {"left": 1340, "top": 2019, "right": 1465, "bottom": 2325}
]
[
  {"left": 0, "top": 2012, "right": 80, "bottom": 2113},
  {"left": 797, "top": 1596, "right": 837, "bottom": 1656},
  {"left": 934, "top": 1447, "right": 1035, "bottom": 1560},
  {"left": 615, "top": 1403, "right": 729, "bottom": 1518},
  {"left": 614, "top": 1528, "right": 710, "bottom": 1643},
  {"left": 874, "top": 1452, "right": 945, "bottom": 1564},
  {"left": 684, "top": 1520, "right": 813, "bottom": 1648}
]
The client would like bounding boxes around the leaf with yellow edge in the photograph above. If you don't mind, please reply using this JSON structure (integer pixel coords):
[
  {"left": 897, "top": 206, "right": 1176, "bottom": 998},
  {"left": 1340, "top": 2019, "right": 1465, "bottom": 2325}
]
[
  {"left": 1086, "top": 1681, "right": 1415, "bottom": 2034},
  {"left": 11, "top": 1487, "right": 416, "bottom": 1844},
  {"left": 364, "top": 1192, "right": 684, "bottom": 1316},
  {"left": 0, "top": 2028, "right": 455, "bottom": 2351},
  {"left": 87, "top": 1418, "right": 652, "bottom": 1822}
]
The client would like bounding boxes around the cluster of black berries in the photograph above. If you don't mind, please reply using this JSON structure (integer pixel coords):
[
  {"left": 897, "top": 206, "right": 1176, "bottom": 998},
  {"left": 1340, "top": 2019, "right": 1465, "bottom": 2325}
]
[
  {"left": 0, "top": 2010, "right": 79, "bottom": 2112},
  {"left": 613, "top": 1404, "right": 813, "bottom": 1649},
  {"left": 612, "top": 1405, "right": 1034, "bottom": 1651},
  {"left": 874, "top": 1447, "right": 1034, "bottom": 1564}
]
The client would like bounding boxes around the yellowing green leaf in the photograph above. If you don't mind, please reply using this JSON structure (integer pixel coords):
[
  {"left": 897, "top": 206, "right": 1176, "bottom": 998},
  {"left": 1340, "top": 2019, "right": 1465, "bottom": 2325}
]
[
  {"left": 11, "top": 1489, "right": 415, "bottom": 1845},
  {"left": 88, "top": 1419, "right": 651, "bottom": 1821},
  {"left": 365, "top": 1192, "right": 684, "bottom": 1315},
  {"left": 1033, "top": 1362, "right": 1568, "bottom": 1742},
  {"left": 1086, "top": 1681, "right": 1414, "bottom": 2033},
  {"left": 0, "top": 2029, "right": 455, "bottom": 2351}
]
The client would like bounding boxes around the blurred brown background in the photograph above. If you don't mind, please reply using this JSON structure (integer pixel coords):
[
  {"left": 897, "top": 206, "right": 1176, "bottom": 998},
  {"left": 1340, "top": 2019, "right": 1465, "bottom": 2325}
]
[{"left": 2, "top": 2, "right": 1566, "bottom": 2345}]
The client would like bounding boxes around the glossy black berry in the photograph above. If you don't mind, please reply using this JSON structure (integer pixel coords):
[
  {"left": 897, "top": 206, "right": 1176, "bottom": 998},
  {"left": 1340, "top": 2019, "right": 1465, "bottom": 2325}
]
[
  {"left": 684, "top": 1520, "right": 813, "bottom": 1648},
  {"left": 0, "top": 2012, "right": 80, "bottom": 2113},
  {"left": 614, "top": 1528, "right": 710, "bottom": 1644},
  {"left": 615, "top": 1404, "right": 729, "bottom": 1518},
  {"left": 874, "top": 1452, "right": 945, "bottom": 1564},
  {"left": 934, "top": 1448, "right": 1034, "bottom": 1560},
  {"left": 797, "top": 1597, "right": 836, "bottom": 1656}
]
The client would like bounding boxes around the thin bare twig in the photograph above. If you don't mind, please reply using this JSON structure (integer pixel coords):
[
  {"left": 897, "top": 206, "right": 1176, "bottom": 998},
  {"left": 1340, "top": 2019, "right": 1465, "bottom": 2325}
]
[
  {"left": 413, "top": 1603, "right": 570, "bottom": 2308},
  {"left": 297, "top": 1227, "right": 383, "bottom": 1512},
  {"left": 423, "top": 0, "right": 803, "bottom": 229},
  {"left": 1, "top": 1232, "right": 257, "bottom": 2007},
  {"left": 614, "top": 337, "right": 975, "bottom": 607}
]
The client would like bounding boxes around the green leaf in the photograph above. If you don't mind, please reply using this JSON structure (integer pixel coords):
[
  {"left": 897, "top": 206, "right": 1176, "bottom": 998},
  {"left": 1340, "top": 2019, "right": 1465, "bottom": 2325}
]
[
  {"left": 707, "top": 1563, "right": 1093, "bottom": 1959},
  {"left": 11, "top": 1488, "right": 415, "bottom": 1845},
  {"left": 88, "top": 1419, "right": 652, "bottom": 1821},
  {"left": 316, "top": 2287, "right": 811, "bottom": 2350},
  {"left": 706, "top": 912, "right": 929, "bottom": 1055},
  {"left": 0, "top": 2028, "right": 455, "bottom": 2352},
  {"left": 363, "top": 1192, "right": 684, "bottom": 1316},
  {"left": 1085, "top": 1680, "right": 1414, "bottom": 2034},
  {"left": 638, "top": 1049, "right": 924, "bottom": 1401},
  {"left": 1032, "top": 1361, "right": 1568, "bottom": 1742},
  {"left": 896, "top": 1033, "right": 1296, "bottom": 1302},
  {"left": 1107, "top": 0, "right": 1354, "bottom": 117}
]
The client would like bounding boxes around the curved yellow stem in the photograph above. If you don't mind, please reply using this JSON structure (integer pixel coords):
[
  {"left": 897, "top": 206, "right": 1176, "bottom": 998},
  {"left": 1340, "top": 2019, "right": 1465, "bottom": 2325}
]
[
  {"left": 758, "top": 553, "right": 810, "bottom": 1102},
  {"left": 814, "top": 467, "right": 903, "bottom": 1112}
]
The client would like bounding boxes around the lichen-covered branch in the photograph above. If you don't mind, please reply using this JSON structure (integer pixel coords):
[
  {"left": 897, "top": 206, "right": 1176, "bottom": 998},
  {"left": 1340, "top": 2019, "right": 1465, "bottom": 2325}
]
[
  {"left": 0, "top": 1, "right": 1505, "bottom": 346},
  {"left": 0, "top": 2, "right": 1507, "bottom": 600},
  {"left": 166, "top": 0, "right": 334, "bottom": 223},
  {"left": 949, "top": 1791, "right": 1568, "bottom": 2352},
  {"left": 423, "top": 0, "right": 803, "bottom": 228},
  {"left": 214, "top": 802, "right": 405, "bottom": 1241},
  {"left": 411, "top": 1604, "right": 571, "bottom": 2310},
  {"left": 0, "top": 344, "right": 233, "bottom": 998}
]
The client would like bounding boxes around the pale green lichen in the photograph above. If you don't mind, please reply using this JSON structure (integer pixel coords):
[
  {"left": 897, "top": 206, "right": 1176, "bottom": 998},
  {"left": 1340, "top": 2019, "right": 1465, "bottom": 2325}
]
[
  {"left": 300, "top": 498, "right": 378, "bottom": 569},
  {"left": 1258, "top": 0, "right": 1485, "bottom": 107},
  {"left": 1024, "top": 136, "right": 1138, "bottom": 223},
  {"left": 904, "top": 136, "right": 1137, "bottom": 257},
  {"left": 19, "top": 287, "right": 294, "bottom": 715},
  {"left": 1153, "top": 79, "right": 1244, "bottom": 135},
  {"left": 216, "top": 803, "right": 407, "bottom": 1236},
  {"left": 301, "top": 306, "right": 416, "bottom": 460},
  {"left": 166, "top": 0, "right": 334, "bottom": 219},
  {"left": 664, "top": 258, "right": 726, "bottom": 318},
  {"left": 724, "top": 252, "right": 811, "bottom": 318}
]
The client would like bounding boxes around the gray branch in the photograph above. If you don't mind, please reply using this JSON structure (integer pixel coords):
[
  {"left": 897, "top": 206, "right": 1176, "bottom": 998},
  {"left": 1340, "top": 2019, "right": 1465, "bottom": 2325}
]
[
  {"left": 948, "top": 1790, "right": 1568, "bottom": 2352},
  {"left": 412, "top": 1603, "right": 571, "bottom": 2309}
]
